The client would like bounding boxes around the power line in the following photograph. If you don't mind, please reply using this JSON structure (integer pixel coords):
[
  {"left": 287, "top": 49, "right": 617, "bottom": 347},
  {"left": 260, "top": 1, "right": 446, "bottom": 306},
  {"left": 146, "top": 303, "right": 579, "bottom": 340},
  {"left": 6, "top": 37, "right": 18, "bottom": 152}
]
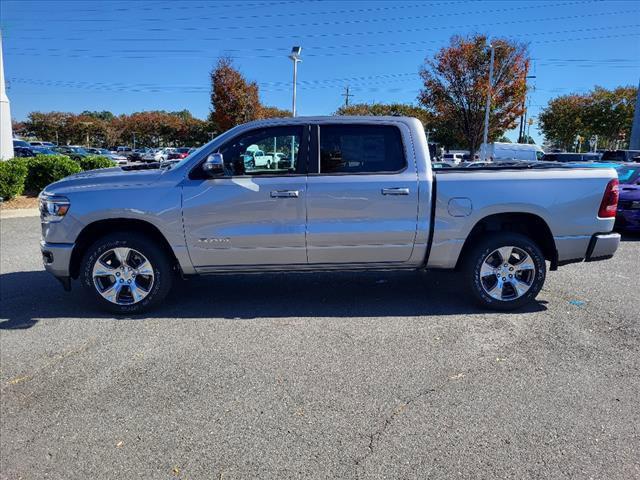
[
  {"left": 5, "top": 1, "right": 596, "bottom": 34},
  {"left": 1, "top": 1, "right": 468, "bottom": 23},
  {"left": 9, "top": 9, "right": 638, "bottom": 42},
  {"left": 8, "top": 32, "right": 640, "bottom": 60}
]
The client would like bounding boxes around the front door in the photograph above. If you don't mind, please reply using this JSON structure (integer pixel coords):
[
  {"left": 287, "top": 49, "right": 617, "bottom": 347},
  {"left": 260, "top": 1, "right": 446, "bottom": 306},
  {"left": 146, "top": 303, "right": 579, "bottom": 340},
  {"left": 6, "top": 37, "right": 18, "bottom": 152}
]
[{"left": 182, "top": 125, "right": 308, "bottom": 270}]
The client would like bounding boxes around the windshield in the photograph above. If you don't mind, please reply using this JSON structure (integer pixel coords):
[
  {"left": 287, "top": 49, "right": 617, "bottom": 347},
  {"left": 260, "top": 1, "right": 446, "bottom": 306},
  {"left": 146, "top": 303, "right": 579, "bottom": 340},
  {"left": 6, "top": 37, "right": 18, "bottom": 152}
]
[{"left": 617, "top": 166, "right": 640, "bottom": 184}]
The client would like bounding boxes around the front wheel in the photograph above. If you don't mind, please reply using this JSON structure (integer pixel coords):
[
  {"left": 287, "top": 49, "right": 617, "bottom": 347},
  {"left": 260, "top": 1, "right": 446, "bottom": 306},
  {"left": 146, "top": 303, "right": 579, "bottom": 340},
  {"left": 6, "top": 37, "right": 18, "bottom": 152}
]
[
  {"left": 464, "top": 232, "right": 546, "bottom": 311},
  {"left": 80, "top": 232, "right": 173, "bottom": 314}
]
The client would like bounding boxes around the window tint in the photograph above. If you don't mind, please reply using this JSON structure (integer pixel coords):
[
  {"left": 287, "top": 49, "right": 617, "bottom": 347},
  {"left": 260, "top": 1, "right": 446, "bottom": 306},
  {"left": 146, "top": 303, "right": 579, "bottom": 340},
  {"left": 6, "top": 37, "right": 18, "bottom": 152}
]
[
  {"left": 219, "top": 126, "right": 302, "bottom": 176},
  {"left": 601, "top": 151, "right": 624, "bottom": 161},
  {"left": 319, "top": 125, "right": 405, "bottom": 174}
]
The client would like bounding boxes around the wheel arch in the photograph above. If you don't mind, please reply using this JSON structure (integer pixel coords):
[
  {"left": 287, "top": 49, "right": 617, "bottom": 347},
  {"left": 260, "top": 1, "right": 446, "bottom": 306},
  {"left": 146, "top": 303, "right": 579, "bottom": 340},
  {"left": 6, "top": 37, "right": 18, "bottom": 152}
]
[
  {"left": 455, "top": 212, "right": 558, "bottom": 271},
  {"left": 70, "top": 218, "right": 180, "bottom": 279}
]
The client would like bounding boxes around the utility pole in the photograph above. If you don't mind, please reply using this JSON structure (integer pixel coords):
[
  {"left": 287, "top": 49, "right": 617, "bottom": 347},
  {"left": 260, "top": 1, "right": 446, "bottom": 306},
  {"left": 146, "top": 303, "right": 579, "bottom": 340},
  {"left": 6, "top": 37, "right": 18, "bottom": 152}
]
[
  {"left": 518, "top": 75, "right": 536, "bottom": 143},
  {"left": 630, "top": 78, "right": 640, "bottom": 150},
  {"left": 342, "top": 86, "right": 354, "bottom": 107},
  {"left": 481, "top": 42, "right": 495, "bottom": 161}
]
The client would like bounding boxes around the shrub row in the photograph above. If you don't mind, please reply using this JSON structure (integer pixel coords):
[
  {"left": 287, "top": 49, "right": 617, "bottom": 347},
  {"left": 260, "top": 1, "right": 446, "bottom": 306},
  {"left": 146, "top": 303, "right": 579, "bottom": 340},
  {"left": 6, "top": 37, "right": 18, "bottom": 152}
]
[{"left": 0, "top": 154, "right": 116, "bottom": 200}]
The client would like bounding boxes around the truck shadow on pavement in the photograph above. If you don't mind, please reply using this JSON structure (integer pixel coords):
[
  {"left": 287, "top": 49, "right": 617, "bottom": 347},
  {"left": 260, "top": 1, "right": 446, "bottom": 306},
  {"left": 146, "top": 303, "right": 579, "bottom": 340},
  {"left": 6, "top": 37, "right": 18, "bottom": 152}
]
[{"left": 0, "top": 269, "right": 548, "bottom": 330}]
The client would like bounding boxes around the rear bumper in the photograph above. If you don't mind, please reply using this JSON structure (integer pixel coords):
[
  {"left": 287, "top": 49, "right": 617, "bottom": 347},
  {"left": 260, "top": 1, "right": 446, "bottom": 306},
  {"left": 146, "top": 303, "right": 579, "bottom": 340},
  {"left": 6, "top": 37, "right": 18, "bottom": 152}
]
[
  {"left": 40, "top": 240, "right": 74, "bottom": 282},
  {"left": 585, "top": 232, "right": 620, "bottom": 262}
]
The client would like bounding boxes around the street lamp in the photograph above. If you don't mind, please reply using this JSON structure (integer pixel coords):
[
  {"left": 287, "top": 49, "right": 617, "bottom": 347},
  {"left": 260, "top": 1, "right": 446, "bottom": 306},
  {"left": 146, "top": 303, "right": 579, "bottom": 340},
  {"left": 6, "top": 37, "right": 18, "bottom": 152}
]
[{"left": 289, "top": 46, "right": 302, "bottom": 117}]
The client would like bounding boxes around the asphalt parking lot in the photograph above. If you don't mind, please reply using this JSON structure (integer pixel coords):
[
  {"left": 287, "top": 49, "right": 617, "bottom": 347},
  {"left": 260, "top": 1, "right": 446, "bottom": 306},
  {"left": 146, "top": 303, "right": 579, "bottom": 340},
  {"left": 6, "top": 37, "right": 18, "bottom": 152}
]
[{"left": 1, "top": 215, "right": 638, "bottom": 479}]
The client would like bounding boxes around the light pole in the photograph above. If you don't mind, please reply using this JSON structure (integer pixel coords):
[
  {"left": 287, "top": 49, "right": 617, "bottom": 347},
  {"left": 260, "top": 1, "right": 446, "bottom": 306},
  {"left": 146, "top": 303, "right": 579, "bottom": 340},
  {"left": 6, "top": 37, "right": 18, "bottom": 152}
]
[
  {"left": 481, "top": 42, "right": 495, "bottom": 161},
  {"left": 289, "top": 46, "right": 302, "bottom": 117}
]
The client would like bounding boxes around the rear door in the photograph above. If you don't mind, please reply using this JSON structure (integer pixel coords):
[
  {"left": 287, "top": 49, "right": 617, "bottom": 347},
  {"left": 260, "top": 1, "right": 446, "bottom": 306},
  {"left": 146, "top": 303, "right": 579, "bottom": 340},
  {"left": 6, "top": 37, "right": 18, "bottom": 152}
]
[{"left": 305, "top": 122, "right": 419, "bottom": 265}]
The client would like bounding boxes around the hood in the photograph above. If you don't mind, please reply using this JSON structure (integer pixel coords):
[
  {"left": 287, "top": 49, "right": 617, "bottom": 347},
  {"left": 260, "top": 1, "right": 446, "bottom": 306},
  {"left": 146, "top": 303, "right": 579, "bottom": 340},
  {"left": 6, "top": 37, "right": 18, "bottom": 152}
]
[{"left": 44, "top": 165, "right": 166, "bottom": 195}]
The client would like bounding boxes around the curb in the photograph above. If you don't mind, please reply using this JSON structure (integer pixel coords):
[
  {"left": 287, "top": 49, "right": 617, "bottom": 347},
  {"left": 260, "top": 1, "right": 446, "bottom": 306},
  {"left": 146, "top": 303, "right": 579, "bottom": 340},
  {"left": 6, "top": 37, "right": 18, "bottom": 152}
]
[{"left": 0, "top": 208, "right": 40, "bottom": 219}]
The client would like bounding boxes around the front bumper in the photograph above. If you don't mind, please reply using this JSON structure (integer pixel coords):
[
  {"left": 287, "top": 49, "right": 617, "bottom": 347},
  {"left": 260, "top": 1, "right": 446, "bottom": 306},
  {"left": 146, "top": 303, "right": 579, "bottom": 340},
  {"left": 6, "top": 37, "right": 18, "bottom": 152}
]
[
  {"left": 585, "top": 232, "right": 621, "bottom": 262},
  {"left": 40, "top": 240, "right": 74, "bottom": 283}
]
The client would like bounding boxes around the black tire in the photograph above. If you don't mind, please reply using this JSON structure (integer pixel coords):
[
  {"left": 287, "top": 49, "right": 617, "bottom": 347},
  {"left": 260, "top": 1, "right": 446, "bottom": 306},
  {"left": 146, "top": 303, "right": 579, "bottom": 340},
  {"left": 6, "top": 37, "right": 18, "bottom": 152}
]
[
  {"left": 463, "top": 232, "right": 546, "bottom": 311},
  {"left": 80, "top": 232, "right": 173, "bottom": 314}
]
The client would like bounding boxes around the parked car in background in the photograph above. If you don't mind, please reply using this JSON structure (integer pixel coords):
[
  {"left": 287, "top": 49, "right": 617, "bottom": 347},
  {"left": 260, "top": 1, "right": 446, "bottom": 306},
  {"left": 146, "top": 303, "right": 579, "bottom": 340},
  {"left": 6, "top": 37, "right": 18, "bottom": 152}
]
[
  {"left": 442, "top": 152, "right": 464, "bottom": 164},
  {"left": 13, "top": 139, "right": 31, "bottom": 148},
  {"left": 13, "top": 146, "right": 36, "bottom": 158},
  {"left": 30, "top": 141, "right": 56, "bottom": 147},
  {"left": 482, "top": 142, "right": 545, "bottom": 162},
  {"left": 615, "top": 164, "right": 640, "bottom": 232},
  {"left": 39, "top": 116, "right": 620, "bottom": 314},
  {"left": 432, "top": 162, "right": 453, "bottom": 169},
  {"left": 53, "top": 146, "right": 90, "bottom": 161},
  {"left": 267, "top": 151, "right": 291, "bottom": 169},
  {"left": 85, "top": 148, "right": 128, "bottom": 165},
  {"left": 32, "top": 147, "right": 59, "bottom": 156},
  {"left": 167, "top": 147, "right": 192, "bottom": 160},
  {"left": 156, "top": 148, "right": 175, "bottom": 162},
  {"left": 542, "top": 153, "right": 601, "bottom": 162},
  {"left": 142, "top": 148, "right": 160, "bottom": 162},
  {"left": 465, "top": 161, "right": 494, "bottom": 168},
  {"left": 601, "top": 150, "right": 640, "bottom": 163}
]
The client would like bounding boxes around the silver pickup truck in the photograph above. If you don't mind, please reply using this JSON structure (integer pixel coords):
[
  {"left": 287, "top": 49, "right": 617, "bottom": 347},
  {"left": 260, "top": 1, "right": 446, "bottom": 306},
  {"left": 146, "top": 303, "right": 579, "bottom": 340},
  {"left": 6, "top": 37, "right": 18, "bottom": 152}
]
[{"left": 39, "top": 116, "right": 621, "bottom": 314}]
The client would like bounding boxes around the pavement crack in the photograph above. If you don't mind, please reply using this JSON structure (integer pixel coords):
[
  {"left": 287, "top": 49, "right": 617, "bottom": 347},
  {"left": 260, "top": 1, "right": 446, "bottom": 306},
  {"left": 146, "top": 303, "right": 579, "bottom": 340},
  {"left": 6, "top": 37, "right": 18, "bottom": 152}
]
[{"left": 354, "top": 385, "right": 437, "bottom": 479}]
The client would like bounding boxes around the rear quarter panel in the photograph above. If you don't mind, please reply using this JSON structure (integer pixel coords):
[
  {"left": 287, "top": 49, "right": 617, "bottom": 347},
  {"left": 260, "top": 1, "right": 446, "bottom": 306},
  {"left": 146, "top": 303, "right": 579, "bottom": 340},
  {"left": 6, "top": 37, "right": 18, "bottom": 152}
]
[{"left": 427, "top": 167, "right": 617, "bottom": 268}]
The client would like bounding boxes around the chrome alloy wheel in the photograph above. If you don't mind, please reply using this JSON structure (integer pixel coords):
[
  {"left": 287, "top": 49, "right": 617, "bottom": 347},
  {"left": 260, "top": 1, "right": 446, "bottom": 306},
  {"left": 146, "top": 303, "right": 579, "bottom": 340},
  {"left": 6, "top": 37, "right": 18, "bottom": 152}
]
[
  {"left": 92, "top": 247, "right": 154, "bottom": 305},
  {"left": 479, "top": 246, "right": 536, "bottom": 301}
]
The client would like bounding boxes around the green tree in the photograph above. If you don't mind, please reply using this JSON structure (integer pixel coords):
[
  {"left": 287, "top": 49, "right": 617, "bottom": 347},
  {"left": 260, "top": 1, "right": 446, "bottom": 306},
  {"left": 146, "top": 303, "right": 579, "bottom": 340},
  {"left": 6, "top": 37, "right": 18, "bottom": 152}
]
[
  {"left": 335, "top": 102, "right": 432, "bottom": 129},
  {"left": 539, "top": 85, "right": 637, "bottom": 151},
  {"left": 539, "top": 94, "right": 588, "bottom": 151},
  {"left": 418, "top": 34, "right": 530, "bottom": 156},
  {"left": 583, "top": 86, "right": 636, "bottom": 149}
]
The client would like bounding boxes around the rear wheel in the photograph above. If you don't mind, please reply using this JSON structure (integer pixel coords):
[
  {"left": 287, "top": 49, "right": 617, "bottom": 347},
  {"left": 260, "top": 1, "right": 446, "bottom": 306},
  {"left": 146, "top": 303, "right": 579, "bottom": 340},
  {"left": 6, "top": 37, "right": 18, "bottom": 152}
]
[
  {"left": 464, "top": 232, "right": 546, "bottom": 311},
  {"left": 80, "top": 232, "right": 173, "bottom": 314}
]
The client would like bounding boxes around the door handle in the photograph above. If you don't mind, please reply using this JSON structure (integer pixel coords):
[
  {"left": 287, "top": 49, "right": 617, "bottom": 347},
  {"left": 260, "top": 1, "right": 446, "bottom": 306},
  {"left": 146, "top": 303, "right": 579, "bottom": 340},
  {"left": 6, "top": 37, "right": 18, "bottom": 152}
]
[
  {"left": 381, "top": 187, "right": 410, "bottom": 196},
  {"left": 270, "top": 190, "right": 300, "bottom": 198}
]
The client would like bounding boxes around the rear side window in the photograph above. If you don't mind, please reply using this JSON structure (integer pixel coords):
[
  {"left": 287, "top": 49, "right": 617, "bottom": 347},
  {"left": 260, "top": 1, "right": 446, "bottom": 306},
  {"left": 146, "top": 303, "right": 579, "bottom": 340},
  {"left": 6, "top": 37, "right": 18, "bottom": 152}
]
[
  {"left": 601, "top": 151, "right": 624, "bottom": 161},
  {"left": 319, "top": 125, "right": 406, "bottom": 174}
]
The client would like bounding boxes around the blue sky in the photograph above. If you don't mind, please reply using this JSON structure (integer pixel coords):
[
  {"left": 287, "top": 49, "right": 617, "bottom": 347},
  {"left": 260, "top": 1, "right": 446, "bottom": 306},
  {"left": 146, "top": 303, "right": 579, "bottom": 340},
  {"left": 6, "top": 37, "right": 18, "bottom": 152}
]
[{"left": 1, "top": 0, "right": 639, "bottom": 143}]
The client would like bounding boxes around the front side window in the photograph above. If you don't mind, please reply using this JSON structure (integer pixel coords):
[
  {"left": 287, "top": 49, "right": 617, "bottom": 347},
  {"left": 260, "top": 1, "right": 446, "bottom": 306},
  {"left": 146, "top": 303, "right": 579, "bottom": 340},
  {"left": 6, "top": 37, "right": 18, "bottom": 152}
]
[
  {"left": 218, "top": 126, "right": 302, "bottom": 176},
  {"left": 319, "top": 124, "right": 406, "bottom": 174}
]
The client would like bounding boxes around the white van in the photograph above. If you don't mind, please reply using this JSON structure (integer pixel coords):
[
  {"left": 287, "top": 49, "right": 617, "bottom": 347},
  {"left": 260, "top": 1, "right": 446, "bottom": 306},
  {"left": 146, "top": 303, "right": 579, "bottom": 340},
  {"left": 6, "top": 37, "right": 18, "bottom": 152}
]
[{"left": 481, "top": 142, "right": 544, "bottom": 162}]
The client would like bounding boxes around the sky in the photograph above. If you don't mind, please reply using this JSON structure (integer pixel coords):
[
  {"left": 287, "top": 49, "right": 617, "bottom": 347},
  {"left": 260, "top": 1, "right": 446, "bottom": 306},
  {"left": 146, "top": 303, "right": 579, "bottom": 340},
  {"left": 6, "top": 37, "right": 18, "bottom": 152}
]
[{"left": 1, "top": 0, "right": 639, "bottom": 143}]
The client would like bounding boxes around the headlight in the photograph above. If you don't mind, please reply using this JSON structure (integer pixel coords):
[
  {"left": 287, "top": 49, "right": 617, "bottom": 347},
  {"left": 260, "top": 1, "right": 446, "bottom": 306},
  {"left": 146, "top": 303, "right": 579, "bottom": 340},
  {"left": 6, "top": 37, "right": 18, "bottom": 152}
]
[{"left": 40, "top": 195, "right": 70, "bottom": 223}]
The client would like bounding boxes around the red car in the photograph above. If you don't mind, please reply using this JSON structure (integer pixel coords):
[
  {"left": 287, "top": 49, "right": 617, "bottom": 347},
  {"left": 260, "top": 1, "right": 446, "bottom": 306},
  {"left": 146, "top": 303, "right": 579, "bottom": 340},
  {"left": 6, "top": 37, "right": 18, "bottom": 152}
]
[{"left": 167, "top": 147, "right": 193, "bottom": 160}]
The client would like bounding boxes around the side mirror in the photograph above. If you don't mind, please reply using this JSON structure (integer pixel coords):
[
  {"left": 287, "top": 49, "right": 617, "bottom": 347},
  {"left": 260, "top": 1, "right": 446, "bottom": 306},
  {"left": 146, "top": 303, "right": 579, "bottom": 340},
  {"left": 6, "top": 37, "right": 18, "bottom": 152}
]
[{"left": 203, "top": 153, "right": 224, "bottom": 176}]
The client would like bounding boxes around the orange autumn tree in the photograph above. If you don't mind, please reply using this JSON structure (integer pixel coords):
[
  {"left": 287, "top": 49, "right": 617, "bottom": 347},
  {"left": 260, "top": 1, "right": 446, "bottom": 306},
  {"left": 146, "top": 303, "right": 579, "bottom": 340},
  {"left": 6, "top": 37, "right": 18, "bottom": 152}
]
[
  {"left": 210, "top": 58, "right": 262, "bottom": 131},
  {"left": 209, "top": 57, "right": 291, "bottom": 131},
  {"left": 419, "top": 35, "right": 529, "bottom": 156}
]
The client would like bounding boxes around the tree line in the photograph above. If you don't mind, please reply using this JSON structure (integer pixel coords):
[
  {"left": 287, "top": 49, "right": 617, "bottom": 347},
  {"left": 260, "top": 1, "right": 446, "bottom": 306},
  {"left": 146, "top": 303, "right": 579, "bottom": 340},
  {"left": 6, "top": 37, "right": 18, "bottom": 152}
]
[{"left": 13, "top": 34, "right": 637, "bottom": 152}]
